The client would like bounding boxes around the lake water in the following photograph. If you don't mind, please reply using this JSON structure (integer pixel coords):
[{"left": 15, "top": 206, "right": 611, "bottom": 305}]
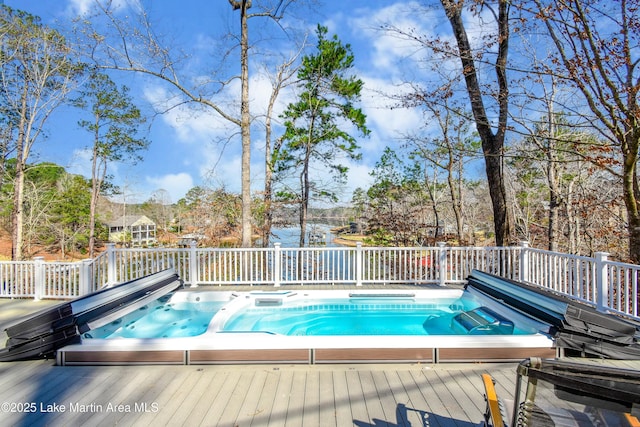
[{"left": 269, "top": 224, "right": 339, "bottom": 247}]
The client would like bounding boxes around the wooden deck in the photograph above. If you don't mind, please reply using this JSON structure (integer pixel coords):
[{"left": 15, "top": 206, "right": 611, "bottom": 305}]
[
  {"left": 1, "top": 358, "right": 638, "bottom": 426},
  {"left": 0, "top": 358, "right": 518, "bottom": 426},
  {"left": 1, "top": 297, "right": 639, "bottom": 426},
  {"left": 0, "top": 298, "right": 529, "bottom": 426}
]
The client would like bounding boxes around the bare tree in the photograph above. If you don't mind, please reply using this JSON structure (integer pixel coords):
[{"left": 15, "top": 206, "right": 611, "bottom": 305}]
[
  {"left": 82, "top": 0, "right": 304, "bottom": 247},
  {"left": 382, "top": 1, "right": 514, "bottom": 246},
  {"left": 404, "top": 97, "right": 480, "bottom": 244},
  {"left": 229, "top": 0, "right": 253, "bottom": 247},
  {"left": 146, "top": 189, "right": 172, "bottom": 233},
  {"left": 530, "top": 0, "right": 640, "bottom": 261},
  {"left": 1, "top": 7, "right": 79, "bottom": 259},
  {"left": 439, "top": 0, "right": 513, "bottom": 246},
  {"left": 260, "top": 46, "right": 304, "bottom": 247}
]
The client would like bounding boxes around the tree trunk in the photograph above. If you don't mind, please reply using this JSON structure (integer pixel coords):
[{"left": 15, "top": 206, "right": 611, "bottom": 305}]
[
  {"left": 441, "top": 0, "right": 513, "bottom": 246},
  {"left": 11, "top": 162, "right": 25, "bottom": 261},
  {"left": 238, "top": 0, "right": 253, "bottom": 248},
  {"left": 298, "top": 144, "right": 311, "bottom": 247},
  {"left": 548, "top": 170, "right": 560, "bottom": 252},
  {"left": 544, "top": 92, "right": 560, "bottom": 252},
  {"left": 622, "top": 133, "right": 640, "bottom": 261},
  {"left": 11, "top": 86, "right": 29, "bottom": 261},
  {"left": 565, "top": 180, "right": 577, "bottom": 254},
  {"left": 89, "top": 120, "right": 100, "bottom": 259},
  {"left": 448, "top": 162, "right": 464, "bottom": 243},
  {"left": 263, "top": 134, "right": 274, "bottom": 248},
  {"left": 426, "top": 171, "right": 440, "bottom": 242}
]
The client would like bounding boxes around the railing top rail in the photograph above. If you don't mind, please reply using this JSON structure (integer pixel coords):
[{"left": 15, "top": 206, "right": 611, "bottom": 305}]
[
  {"left": 112, "top": 246, "right": 275, "bottom": 252},
  {"left": 523, "top": 246, "right": 596, "bottom": 262},
  {"left": 603, "top": 258, "right": 640, "bottom": 269},
  {"left": 0, "top": 260, "right": 38, "bottom": 265}
]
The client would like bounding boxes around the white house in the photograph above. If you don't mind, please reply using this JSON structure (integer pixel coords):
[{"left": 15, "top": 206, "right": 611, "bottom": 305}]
[{"left": 107, "top": 215, "right": 157, "bottom": 247}]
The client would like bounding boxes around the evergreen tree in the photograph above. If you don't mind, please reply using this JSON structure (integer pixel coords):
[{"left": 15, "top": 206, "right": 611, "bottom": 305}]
[
  {"left": 74, "top": 72, "right": 149, "bottom": 257},
  {"left": 275, "top": 25, "right": 369, "bottom": 246}
]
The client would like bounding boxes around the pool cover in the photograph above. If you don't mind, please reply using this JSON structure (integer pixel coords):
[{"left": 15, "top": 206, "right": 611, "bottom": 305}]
[
  {"left": 466, "top": 270, "right": 640, "bottom": 359},
  {"left": 0, "top": 269, "right": 183, "bottom": 361}
]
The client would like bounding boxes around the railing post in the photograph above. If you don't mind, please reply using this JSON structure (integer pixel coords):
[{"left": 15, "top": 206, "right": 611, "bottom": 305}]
[
  {"left": 355, "top": 242, "right": 363, "bottom": 287},
  {"left": 519, "top": 241, "right": 530, "bottom": 283},
  {"left": 274, "top": 243, "right": 281, "bottom": 287},
  {"left": 33, "top": 257, "right": 45, "bottom": 301},
  {"left": 438, "top": 242, "right": 447, "bottom": 286},
  {"left": 80, "top": 259, "right": 93, "bottom": 296},
  {"left": 189, "top": 241, "right": 198, "bottom": 288},
  {"left": 106, "top": 243, "right": 117, "bottom": 287},
  {"left": 595, "top": 251, "right": 609, "bottom": 312}
]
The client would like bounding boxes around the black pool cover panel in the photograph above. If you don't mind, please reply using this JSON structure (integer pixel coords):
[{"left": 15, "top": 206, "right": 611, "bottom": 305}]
[
  {"left": 466, "top": 270, "right": 640, "bottom": 359},
  {"left": 0, "top": 269, "right": 183, "bottom": 362}
]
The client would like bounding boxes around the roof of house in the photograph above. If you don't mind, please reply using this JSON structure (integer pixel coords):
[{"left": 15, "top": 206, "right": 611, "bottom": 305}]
[{"left": 106, "top": 215, "right": 156, "bottom": 228}]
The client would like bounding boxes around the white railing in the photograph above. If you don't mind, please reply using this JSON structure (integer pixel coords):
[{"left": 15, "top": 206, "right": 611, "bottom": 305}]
[{"left": 0, "top": 241, "right": 638, "bottom": 321}]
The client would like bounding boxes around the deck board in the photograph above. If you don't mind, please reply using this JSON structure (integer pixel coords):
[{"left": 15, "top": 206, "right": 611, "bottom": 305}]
[
  {"left": 0, "top": 358, "right": 639, "bottom": 426},
  {"left": 232, "top": 369, "right": 266, "bottom": 426},
  {"left": 318, "top": 370, "right": 337, "bottom": 427},
  {"left": 148, "top": 368, "right": 199, "bottom": 425},
  {"left": 370, "top": 370, "right": 395, "bottom": 424},
  {"left": 250, "top": 369, "right": 279, "bottom": 426},
  {"left": 383, "top": 370, "right": 422, "bottom": 426},
  {"left": 223, "top": 369, "right": 257, "bottom": 426},
  {"left": 434, "top": 368, "right": 481, "bottom": 424},
  {"left": 268, "top": 367, "right": 294, "bottom": 426},
  {"left": 285, "top": 370, "right": 307, "bottom": 426},
  {"left": 302, "top": 368, "right": 320, "bottom": 427},
  {"left": 345, "top": 369, "right": 369, "bottom": 425},
  {"left": 165, "top": 368, "right": 219, "bottom": 425},
  {"left": 331, "top": 369, "right": 353, "bottom": 427},
  {"left": 187, "top": 370, "right": 236, "bottom": 426},
  {"left": 358, "top": 370, "right": 388, "bottom": 426}
]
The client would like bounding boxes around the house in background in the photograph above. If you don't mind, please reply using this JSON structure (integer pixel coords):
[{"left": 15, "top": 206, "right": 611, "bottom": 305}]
[{"left": 107, "top": 215, "right": 157, "bottom": 247}]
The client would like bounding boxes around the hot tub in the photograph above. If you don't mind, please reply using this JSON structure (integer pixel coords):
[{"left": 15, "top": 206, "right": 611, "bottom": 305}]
[{"left": 56, "top": 288, "right": 555, "bottom": 365}]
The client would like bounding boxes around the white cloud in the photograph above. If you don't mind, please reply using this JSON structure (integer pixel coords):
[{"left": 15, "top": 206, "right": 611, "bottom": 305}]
[
  {"left": 66, "top": 0, "right": 138, "bottom": 17},
  {"left": 143, "top": 84, "right": 237, "bottom": 144},
  {"left": 347, "top": 2, "right": 440, "bottom": 76},
  {"left": 343, "top": 162, "right": 373, "bottom": 203},
  {"left": 145, "top": 173, "right": 194, "bottom": 203},
  {"left": 67, "top": 148, "right": 93, "bottom": 178},
  {"left": 360, "top": 75, "right": 423, "bottom": 144},
  {"left": 67, "top": 148, "right": 126, "bottom": 186}
]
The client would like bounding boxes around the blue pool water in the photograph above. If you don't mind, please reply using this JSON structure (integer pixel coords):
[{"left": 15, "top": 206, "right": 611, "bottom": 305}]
[
  {"left": 221, "top": 298, "right": 533, "bottom": 336},
  {"left": 83, "top": 291, "right": 538, "bottom": 339},
  {"left": 85, "top": 295, "right": 226, "bottom": 339}
]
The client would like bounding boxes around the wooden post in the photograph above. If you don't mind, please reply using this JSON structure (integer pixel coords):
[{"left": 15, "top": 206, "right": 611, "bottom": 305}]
[
  {"left": 107, "top": 243, "right": 117, "bottom": 287},
  {"left": 80, "top": 259, "right": 93, "bottom": 296},
  {"left": 274, "top": 243, "right": 281, "bottom": 287},
  {"left": 33, "top": 257, "right": 45, "bottom": 300},
  {"left": 595, "top": 251, "right": 609, "bottom": 312},
  {"left": 356, "top": 242, "right": 363, "bottom": 287},
  {"left": 438, "top": 242, "right": 447, "bottom": 286},
  {"left": 519, "top": 241, "right": 530, "bottom": 283},
  {"left": 189, "top": 240, "right": 198, "bottom": 288}
]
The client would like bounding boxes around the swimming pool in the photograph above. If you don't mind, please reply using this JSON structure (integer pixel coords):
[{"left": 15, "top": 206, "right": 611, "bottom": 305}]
[
  {"left": 216, "top": 294, "right": 535, "bottom": 336},
  {"left": 58, "top": 289, "right": 556, "bottom": 365},
  {"left": 84, "top": 290, "right": 538, "bottom": 338}
]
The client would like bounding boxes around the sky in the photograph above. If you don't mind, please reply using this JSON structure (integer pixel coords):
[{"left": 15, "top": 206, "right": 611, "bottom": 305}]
[{"left": 3, "top": 0, "right": 468, "bottom": 205}]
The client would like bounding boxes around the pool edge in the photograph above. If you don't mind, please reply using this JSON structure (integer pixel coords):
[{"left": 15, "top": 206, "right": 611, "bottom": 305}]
[{"left": 56, "top": 341, "right": 556, "bottom": 366}]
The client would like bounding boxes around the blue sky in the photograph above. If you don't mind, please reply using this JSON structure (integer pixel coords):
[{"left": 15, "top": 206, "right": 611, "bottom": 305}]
[{"left": 3, "top": 0, "right": 470, "bottom": 205}]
